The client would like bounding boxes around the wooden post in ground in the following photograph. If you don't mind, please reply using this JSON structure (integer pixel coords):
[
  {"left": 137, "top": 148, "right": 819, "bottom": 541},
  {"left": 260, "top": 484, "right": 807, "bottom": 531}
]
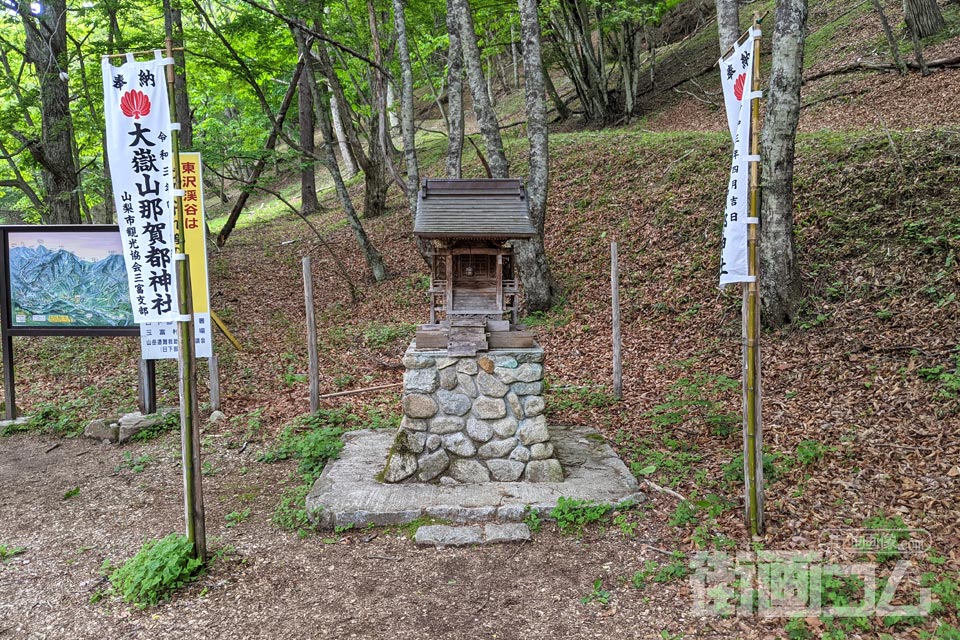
[
  {"left": 138, "top": 359, "right": 157, "bottom": 414},
  {"left": 208, "top": 355, "right": 220, "bottom": 412},
  {"left": 611, "top": 241, "right": 622, "bottom": 400},
  {"left": 303, "top": 256, "right": 320, "bottom": 413}
]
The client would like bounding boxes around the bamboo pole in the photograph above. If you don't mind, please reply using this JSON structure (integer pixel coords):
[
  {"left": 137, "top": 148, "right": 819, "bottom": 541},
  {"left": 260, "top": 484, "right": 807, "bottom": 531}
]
[
  {"left": 611, "top": 241, "right": 622, "bottom": 400},
  {"left": 165, "top": 37, "right": 206, "bottom": 561},
  {"left": 742, "top": 15, "right": 765, "bottom": 537}
]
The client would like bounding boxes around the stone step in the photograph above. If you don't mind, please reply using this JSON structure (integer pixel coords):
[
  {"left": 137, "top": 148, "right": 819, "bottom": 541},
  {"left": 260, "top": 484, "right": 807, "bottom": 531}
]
[{"left": 414, "top": 523, "right": 531, "bottom": 547}]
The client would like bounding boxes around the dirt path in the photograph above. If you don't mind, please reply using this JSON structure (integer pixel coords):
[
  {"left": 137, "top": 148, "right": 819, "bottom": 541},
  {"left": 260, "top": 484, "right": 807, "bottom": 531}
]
[{"left": 0, "top": 432, "right": 782, "bottom": 640}]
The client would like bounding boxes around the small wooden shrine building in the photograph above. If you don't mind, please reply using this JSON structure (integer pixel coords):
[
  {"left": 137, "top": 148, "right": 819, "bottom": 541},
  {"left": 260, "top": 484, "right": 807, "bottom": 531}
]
[{"left": 413, "top": 178, "right": 536, "bottom": 356}]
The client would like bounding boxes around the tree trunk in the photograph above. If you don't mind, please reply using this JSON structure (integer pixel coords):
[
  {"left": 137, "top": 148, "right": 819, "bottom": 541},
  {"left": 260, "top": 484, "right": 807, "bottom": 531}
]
[
  {"left": 308, "top": 57, "right": 387, "bottom": 283},
  {"left": 329, "top": 87, "right": 359, "bottom": 177},
  {"left": 312, "top": 20, "right": 371, "bottom": 175},
  {"left": 760, "top": 0, "right": 807, "bottom": 327},
  {"left": 294, "top": 31, "right": 320, "bottom": 216},
  {"left": 445, "top": 0, "right": 465, "bottom": 178},
  {"left": 516, "top": 0, "right": 556, "bottom": 312},
  {"left": 391, "top": 0, "right": 420, "bottom": 217},
  {"left": 543, "top": 63, "right": 571, "bottom": 120},
  {"left": 217, "top": 63, "right": 303, "bottom": 247},
  {"left": 163, "top": 0, "right": 193, "bottom": 149},
  {"left": 363, "top": 112, "right": 391, "bottom": 218},
  {"left": 19, "top": 0, "right": 81, "bottom": 224},
  {"left": 452, "top": 0, "right": 510, "bottom": 178},
  {"left": 364, "top": 0, "right": 400, "bottom": 217},
  {"left": 903, "top": 0, "right": 945, "bottom": 38},
  {"left": 870, "top": 0, "right": 907, "bottom": 74},
  {"left": 715, "top": 0, "right": 741, "bottom": 55},
  {"left": 386, "top": 81, "right": 400, "bottom": 133}
]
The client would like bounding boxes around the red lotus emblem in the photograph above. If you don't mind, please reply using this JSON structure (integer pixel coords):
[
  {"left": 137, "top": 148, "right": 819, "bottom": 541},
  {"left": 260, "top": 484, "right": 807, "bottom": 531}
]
[
  {"left": 733, "top": 73, "right": 747, "bottom": 101},
  {"left": 120, "top": 90, "right": 151, "bottom": 119}
]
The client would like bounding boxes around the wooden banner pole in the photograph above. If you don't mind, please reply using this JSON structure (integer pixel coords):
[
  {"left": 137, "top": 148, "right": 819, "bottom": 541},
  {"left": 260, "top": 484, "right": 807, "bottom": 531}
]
[
  {"left": 165, "top": 36, "right": 206, "bottom": 561},
  {"left": 743, "top": 14, "right": 765, "bottom": 537}
]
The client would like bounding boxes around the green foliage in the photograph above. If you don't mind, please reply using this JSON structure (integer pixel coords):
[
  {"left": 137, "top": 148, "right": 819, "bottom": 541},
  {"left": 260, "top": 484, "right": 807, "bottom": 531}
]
[
  {"left": 63, "top": 487, "right": 80, "bottom": 500},
  {"left": 859, "top": 513, "right": 910, "bottom": 562},
  {"left": 258, "top": 411, "right": 346, "bottom": 479},
  {"left": 130, "top": 411, "right": 180, "bottom": 442},
  {"left": 225, "top": 509, "right": 251, "bottom": 528},
  {"left": 722, "top": 450, "right": 787, "bottom": 484},
  {"left": 545, "top": 383, "right": 617, "bottom": 413},
  {"left": 917, "top": 349, "right": 960, "bottom": 402},
  {"left": 0, "top": 544, "right": 25, "bottom": 562},
  {"left": 3, "top": 400, "right": 86, "bottom": 438},
  {"left": 795, "top": 439, "right": 833, "bottom": 465},
  {"left": 631, "top": 560, "right": 660, "bottom": 589},
  {"left": 785, "top": 617, "right": 812, "bottom": 640},
  {"left": 668, "top": 500, "right": 699, "bottom": 528},
  {"left": 115, "top": 452, "right": 152, "bottom": 474},
  {"left": 272, "top": 480, "right": 314, "bottom": 537},
  {"left": 551, "top": 497, "right": 615, "bottom": 535},
  {"left": 520, "top": 303, "right": 571, "bottom": 329},
  {"left": 104, "top": 534, "right": 203, "bottom": 608},
  {"left": 654, "top": 552, "right": 690, "bottom": 583},
  {"left": 362, "top": 322, "right": 415, "bottom": 348},
  {"left": 633, "top": 552, "right": 690, "bottom": 589},
  {"left": 522, "top": 506, "right": 542, "bottom": 532},
  {"left": 581, "top": 578, "right": 611, "bottom": 605},
  {"left": 644, "top": 372, "right": 738, "bottom": 437}
]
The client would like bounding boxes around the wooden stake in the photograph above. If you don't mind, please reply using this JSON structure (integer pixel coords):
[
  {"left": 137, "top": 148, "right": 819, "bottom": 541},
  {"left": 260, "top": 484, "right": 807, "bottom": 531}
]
[
  {"left": 208, "top": 355, "right": 220, "bottom": 412},
  {"left": 611, "top": 241, "right": 622, "bottom": 400},
  {"left": 138, "top": 359, "right": 157, "bottom": 414},
  {"left": 303, "top": 256, "right": 320, "bottom": 413}
]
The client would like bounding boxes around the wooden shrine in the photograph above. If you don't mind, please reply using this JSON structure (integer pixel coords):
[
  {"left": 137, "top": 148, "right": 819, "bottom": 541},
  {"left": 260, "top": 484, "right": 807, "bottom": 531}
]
[{"left": 413, "top": 178, "right": 537, "bottom": 356}]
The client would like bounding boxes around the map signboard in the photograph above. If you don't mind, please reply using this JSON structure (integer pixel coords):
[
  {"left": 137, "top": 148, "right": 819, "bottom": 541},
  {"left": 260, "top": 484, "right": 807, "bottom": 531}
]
[{"left": 0, "top": 225, "right": 138, "bottom": 336}]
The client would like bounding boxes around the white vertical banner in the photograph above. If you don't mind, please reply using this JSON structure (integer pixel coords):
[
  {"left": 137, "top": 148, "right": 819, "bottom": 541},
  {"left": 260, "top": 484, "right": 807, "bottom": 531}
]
[
  {"left": 102, "top": 52, "right": 179, "bottom": 322},
  {"left": 718, "top": 28, "right": 760, "bottom": 287}
]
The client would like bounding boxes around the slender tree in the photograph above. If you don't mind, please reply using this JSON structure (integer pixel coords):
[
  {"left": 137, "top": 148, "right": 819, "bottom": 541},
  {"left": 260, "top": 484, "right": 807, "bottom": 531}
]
[
  {"left": 715, "top": 0, "right": 740, "bottom": 54},
  {"left": 17, "top": 0, "right": 81, "bottom": 224},
  {"left": 452, "top": 0, "right": 509, "bottom": 178},
  {"left": 391, "top": 0, "right": 419, "bottom": 217},
  {"left": 444, "top": 0, "right": 465, "bottom": 178},
  {"left": 514, "top": 0, "right": 556, "bottom": 312},
  {"left": 293, "top": 25, "right": 321, "bottom": 216},
  {"left": 163, "top": 0, "right": 192, "bottom": 149},
  {"left": 759, "top": 0, "right": 807, "bottom": 326},
  {"left": 307, "top": 50, "right": 387, "bottom": 282}
]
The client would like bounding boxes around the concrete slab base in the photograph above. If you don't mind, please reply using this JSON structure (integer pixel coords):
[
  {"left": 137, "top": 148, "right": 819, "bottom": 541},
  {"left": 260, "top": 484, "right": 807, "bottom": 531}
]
[{"left": 306, "top": 424, "right": 643, "bottom": 530}]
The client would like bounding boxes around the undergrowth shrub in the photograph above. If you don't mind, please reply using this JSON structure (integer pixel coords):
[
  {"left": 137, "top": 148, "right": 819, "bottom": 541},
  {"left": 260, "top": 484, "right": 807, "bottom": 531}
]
[
  {"left": 103, "top": 533, "right": 202, "bottom": 608},
  {"left": 260, "top": 410, "right": 347, "bottom": 536}
]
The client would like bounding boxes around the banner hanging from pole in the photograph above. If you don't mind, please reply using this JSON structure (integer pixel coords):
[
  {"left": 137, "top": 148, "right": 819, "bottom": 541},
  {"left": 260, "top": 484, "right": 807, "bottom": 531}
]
[
  {"left": 101, "top": 52, "right": 179, "bottom": 323},
  {"left": 141, "top": 152, "right": 213, "bottom": 359},
  {"left": 718, "top": 28, "right": 761, "bottom": 287}
]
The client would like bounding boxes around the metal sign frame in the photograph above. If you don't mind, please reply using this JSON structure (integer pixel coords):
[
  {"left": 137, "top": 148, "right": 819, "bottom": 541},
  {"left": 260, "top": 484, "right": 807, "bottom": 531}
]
[{"left": 0, "top": 225, "right": 139, "bottom": 337}]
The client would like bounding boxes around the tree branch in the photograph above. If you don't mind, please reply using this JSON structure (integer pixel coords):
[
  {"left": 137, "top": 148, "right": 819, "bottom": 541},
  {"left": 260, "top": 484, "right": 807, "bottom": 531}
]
[{"left": 234, "top": 0, "right": 392, "bottom": 77}]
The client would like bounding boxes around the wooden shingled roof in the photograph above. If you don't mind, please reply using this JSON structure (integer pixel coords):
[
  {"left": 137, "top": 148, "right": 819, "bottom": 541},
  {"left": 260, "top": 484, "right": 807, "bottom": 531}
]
[{"left": 414, "top": 178, "right": 537, "bottom": 240}]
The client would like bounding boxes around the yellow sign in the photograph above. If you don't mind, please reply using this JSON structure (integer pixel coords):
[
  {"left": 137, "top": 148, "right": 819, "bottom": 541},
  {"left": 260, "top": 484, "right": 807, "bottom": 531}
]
[
  {"left": 179, "top": 152, "right": 210, "bottom": 316},
  {"left": 140, "top": 152, "right": 213, "bottom": 359}
]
